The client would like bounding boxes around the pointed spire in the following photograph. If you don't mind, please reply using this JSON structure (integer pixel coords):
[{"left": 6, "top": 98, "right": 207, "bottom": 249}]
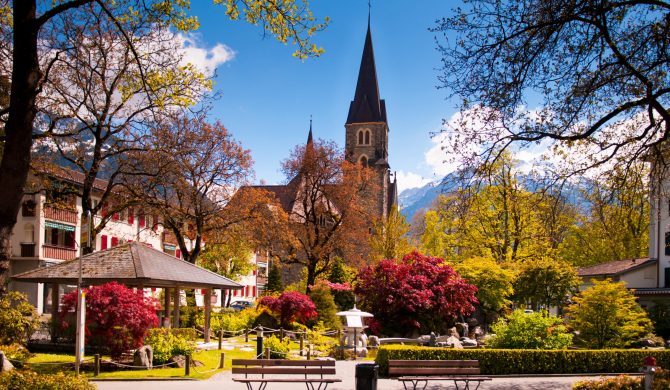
[
  {"left": 307, "top": 115, "right": 313, "bottom": 145},
  {"left": 346, "top": 17, "right": 387, "bottom": 124}
]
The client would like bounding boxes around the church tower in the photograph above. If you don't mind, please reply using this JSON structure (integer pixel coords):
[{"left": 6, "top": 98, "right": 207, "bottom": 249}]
[{"left": 345, "top": 20, "right": 397, "bottom": 221}]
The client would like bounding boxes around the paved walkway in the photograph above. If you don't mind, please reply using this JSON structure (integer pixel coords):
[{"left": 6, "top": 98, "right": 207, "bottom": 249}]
[{"left": 92, "top": 360, "right": 606, "bottom": 390}]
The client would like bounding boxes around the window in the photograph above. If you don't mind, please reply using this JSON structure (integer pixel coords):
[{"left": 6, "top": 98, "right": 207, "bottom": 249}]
[
  {"left": 319, "top": 215, "right": 327, "bottom": 227},
  {"left": 163, "top": 244, "right": 176, "bottom": 257},
  {"left": 358, "top": 130, "right": 364, "bottom": 145},
  {"left": 357, "top": 129, "right": 371, "bottom": 145},
  {"left": 44, "top": 222, "right": 76, "bottom": 249},
  {"left": 359, "top": 155, "right": 368, "bottom": 167},
  {"left": 21, "top": 199, "right": 36, "bottom": 217},
  {"left": 24, "top": 224, "right": 34, "bottom": 243},
  {"left": 365, "top": 130, "right": 370, "bottom": 144},
  {"left": 138, "top": 210, "right": 146, "bottom": 228},
  {"left": 258, "top": 264, "right": 268, "bottom": 276},
  {"left": 665, "top": 232, "right": 670, "bottom": 256}
]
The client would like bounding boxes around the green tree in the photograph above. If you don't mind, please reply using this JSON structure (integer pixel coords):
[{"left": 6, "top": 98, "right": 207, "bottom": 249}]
[
  {"left": 559, "top": 163, "right": 649, "bottom": 267},
  {"left": 419, "top": 208, "right": 453, "bottom": 259},
  {"left": 513, "top": 256, "right": 579, "bottom": 310},
  {"left": 454, "top": 256, "right": 514, "bottom": 316},
  {"left": 327, "top": 257, "right": 354, "bottom": 310},
  {"left": 307, "top": 281, "right": 341, "bottom": 330},
  {"left": 488, "top": 309, "right": 572, "bottom": 349},
  {"left": 265, "top": 263, "right": 284, "bottom": 294},
  {"left": 369, "top": 207, "right": 413, "bottom": 261},
  {"left": 0, "top": 0, "right": 328, "bottom": 292},
  {"left": 567, "top": 279, "right": 653, "bottom": 349}
]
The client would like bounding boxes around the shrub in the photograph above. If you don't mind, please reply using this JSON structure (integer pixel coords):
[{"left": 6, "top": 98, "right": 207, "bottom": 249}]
[
  {"left": 573, "top": 376, "right": 641, "bottom": 390},
  {"left": 0, "top": 343, "right": 31, "bottom": 366},
  {"left": 306, "top": 322, "right": 338, "bottom": 355},
  {"left": 263, "top": 335, "right": 290, "bottom": 359},
  {"left": 568, "top": 279, "right": 653, "bottom": 348},
  {"left": 375, "top": 345, "right": 670, "bottom": 376},
  {"left": 59, "top": 282, "right": 159, "bottom": 358},
  {"left": 308, "top": 281, "right": 342, "bottom": 330},
  {"left": 196, "top": 308, "right": 258, "bottom": 333},
  {"left": 258, "top": 291, "right": 317, "bottom": 328},
  {"left": 0, "top": 371, "right": 95, "bottom": 390},
  {"left": 355, "top": 251, "right": 478, "bottom": 336},
  {"left": 648, "top": 301, "right": 670, "bottom": 338},
  {"left": 0, "top": 291, "right": 40, "bottom": 345},
  {"left": 488, "top": 309, "right": 572, "bottom": 349},
  {"left": 144, "top": 328, "right": 196, "bottom": 364}
]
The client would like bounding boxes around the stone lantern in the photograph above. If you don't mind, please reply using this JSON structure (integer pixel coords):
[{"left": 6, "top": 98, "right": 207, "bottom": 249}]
[{"left": 337, "top": 306, "right": 373, "bottom": 357}]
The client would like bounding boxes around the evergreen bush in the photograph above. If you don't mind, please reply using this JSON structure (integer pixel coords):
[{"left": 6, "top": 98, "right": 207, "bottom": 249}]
[
  {"left": 0, "top": 371, "right": 94, "bottom": 390},
  {"left": 144, "top": 328, "right": 196, "bottom": 364}
]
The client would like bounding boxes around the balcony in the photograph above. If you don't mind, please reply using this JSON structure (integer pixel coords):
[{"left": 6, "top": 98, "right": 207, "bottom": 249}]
[
  {"left": 44, "top": 206, "right": 78, "bottom": 224},
  {"left": 42, "top": 245, "right": 77, "bottom": 261},
  {"left": 20, "top": 242, "right": 36, "bottom": 257}
]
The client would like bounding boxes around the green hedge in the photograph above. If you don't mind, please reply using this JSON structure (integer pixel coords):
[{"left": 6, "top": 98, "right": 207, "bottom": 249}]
[{"left": 375, "top": 346, "right": 670, "bottom": 376}]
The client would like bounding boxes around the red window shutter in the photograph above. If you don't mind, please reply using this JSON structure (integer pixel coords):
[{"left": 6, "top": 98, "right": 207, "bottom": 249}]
[
  {"left": 201, "top": 289, "right": 206, "bottom": 295},
  {"left": 111, "top": 236, "right": 118, "bottom": 247},
  {"left": 139, "top": 212, "right": 145, "bottom": 228},
  {"left": 176, "top": 249, "right": 181, "bottom": 258},
  {"left": 252, "top": 286, "right": 257, "bottom": 297},
  {"left": 128, "top": 209, "right": 134, "bottom": 224},
  {"left": 101, "top": 202, "right": 108, "bottom": 217},
  {"left": 101, "top": 235, "right": 108, "bottom": 250},
  {"left": 152, "top": 215, "right": 158, "bottom": 231},
  {"left": 253, "top": 269, "right": 257, "bottom": 276},
  {"left": 246, "top": 286, "right": 250, "bottom": 296},
  {"left": 112, "top": 212, "right": 119, "bottom": 221}
]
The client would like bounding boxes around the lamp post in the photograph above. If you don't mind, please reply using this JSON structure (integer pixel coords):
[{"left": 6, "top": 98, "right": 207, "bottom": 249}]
[{"left": 74, "top": 211, "right": 90, "bottom": 374}]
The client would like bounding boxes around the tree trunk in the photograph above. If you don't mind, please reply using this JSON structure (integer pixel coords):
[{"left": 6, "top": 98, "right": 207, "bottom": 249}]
[
  {"left": 0, "top": 1, "right": 40, "bottom": 292},
  {"left": 305, "top": 259, "right": 318, "bottom": 294}
]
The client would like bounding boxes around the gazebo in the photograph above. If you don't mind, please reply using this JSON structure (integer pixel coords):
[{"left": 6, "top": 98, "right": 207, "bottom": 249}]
[{"left": 12, "top": 242, "right": 243, "bottom": 342}]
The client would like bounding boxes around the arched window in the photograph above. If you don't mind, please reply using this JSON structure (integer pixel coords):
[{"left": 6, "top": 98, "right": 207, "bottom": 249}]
[
  {"left": 359, "top": 155, "right": 368, "bottom": 167},
  {"left": 358, "top": 130, "right": 364, "bottom": 145},
  {"left": 364, "top": 130, "right": 370, "bottom": 145}
]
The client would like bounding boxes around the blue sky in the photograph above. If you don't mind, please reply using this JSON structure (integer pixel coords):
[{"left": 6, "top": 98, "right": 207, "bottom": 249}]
[{"left": 187, "top": 1, "right": 457, "bottom": 191}]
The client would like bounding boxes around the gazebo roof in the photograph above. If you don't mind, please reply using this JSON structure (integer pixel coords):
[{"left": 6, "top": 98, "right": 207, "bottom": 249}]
[{"left": 12, "top": 242, "right": 243, "bottom": 290}]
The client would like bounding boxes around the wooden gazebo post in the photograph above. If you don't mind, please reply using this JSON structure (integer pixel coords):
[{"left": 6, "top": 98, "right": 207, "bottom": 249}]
[
  {"left": 204, "top": 288, "right": 212, "bottom": 343},
  {"left": 172, "top": 286, "right": 180, "bottom": 328},
  {"left": 163, "top": 287, "right": 171, "bottom": 328},
  {"left": 51, "top": 283, "right": 59, "bottom": 342}
]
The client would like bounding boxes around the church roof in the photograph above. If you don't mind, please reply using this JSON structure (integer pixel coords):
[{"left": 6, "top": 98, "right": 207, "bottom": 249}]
[{"left": 346, "top": 22, "right": 387, "bottom": 124}]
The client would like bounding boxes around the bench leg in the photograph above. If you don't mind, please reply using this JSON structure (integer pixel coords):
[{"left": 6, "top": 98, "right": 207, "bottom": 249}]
[
  {"left": 454, "top": 380, "right": 482, "bottom": 390},
  {"left": 305, "top": 383, "right": 330, "bottom": 390},
  {"left": 244, "top": 382, "right": 268, "bottom": 390},
  {"left": 402, "top": 380, "right": 428, "bottom": 390}
]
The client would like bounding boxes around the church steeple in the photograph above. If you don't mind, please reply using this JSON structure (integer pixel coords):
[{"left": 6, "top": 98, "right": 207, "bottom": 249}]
[{"left": 346, "top": 20, "right": 387, "bottom": 124}]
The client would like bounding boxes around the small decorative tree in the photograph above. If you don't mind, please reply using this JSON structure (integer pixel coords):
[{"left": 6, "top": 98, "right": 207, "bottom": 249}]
[
  {"left": 327, "top": 257, "right": 355, "bottom": 310},
  {"left": 355, "top": 251, "right": 478, "bottom": 336},
  {"left": 265, "top": 263, "right": 284, "bottom": 294},
  {"left": 257, "top": 291, "right": 317, "bottom": 329},
  {"left": 568, "top": 279, "right": 653, "bottom": 348},
  {"left": 60, "top": 282, "right": 159, "bottom": 358},
  {"left": 307, "top": 281, "right": 342, "bottom": 330},
  {"left": 487, "top": 309, "right": 572, "bottom": 349},
  {"left": 0, "top": 291, "right": 40, "bottom": 345}
]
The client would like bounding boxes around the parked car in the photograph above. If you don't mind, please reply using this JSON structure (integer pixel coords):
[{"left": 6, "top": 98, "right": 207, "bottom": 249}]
[{"left": 230, "top": 301, "right": 253, "bottom": 311}]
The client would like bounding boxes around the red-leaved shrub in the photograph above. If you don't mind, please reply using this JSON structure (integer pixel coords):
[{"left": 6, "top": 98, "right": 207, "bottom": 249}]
[
  {"left": 59, "top": 282, "right": 159, "bottom": 357},
  {"left": 258, "top": 291, "right": 317, "bottom": 328},
  {"left": 355, "top": 251, "right": 478, "bottom": 336}
]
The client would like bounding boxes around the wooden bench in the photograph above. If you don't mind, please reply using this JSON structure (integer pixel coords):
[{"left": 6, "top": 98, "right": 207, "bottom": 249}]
[
  {"left": 232, "top": 359, "right": 342, "bottom": 390},
  {"left": 389, "top": 359, "right": 492, "bottom": 390}
]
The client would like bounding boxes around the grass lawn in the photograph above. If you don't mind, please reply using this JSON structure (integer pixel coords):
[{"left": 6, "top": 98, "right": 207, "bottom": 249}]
[{"left": 25, "top": 343, "right": 255, "bottom": 380}]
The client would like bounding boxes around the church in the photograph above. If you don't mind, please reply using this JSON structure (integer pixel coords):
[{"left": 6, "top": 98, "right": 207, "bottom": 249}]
[{"left": 243, "top": 20, "right": 398, "bottom": 292}]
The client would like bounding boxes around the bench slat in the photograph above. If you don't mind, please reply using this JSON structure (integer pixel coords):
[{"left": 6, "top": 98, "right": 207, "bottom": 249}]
[
  {"left": 232, "top": 359, "right": 335, "bottom": 367},
  {"left": 398, "top": 376, "right": 491, "bottom": 381},
  {"left": 389, "top": 367, "right": 480, "bottom": 376},
  {"left": 232, "top": 367, "right": 337, "bottom": 375},
  {"left": 389, "top": 360, "right": 479, "bottom": 368}
]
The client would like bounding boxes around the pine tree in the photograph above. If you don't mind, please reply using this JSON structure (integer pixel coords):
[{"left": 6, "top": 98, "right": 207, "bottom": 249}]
[{"left": 265, "top": 263, "right": 284, "bottom": 294}]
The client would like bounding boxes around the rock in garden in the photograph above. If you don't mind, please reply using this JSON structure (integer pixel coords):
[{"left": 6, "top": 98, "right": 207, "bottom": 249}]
[
  {"left": 418, "top": 335, "right": 431, "bottom": 346},
  {"left": 460, "top": 337, "right": 478, "bottom": 347},
  {"left": 445, "top": 336, "right": 463, "bottom": 349},
  {"left": 133, "top": 345, "right": 153, "bottom": 369},
  {"left": 446, "top": 327, "right": 459, "bottom": 338},
  {"left": 0, "top": 351, "right": 14, "bottom": 372},
  {"left": 368, "top": 336, "right": 380, "bottom": 348},
  {"left": 455, "top": 322, "right": 469, "bottom": 338},
  {"left": 169, "top": 355, "right": 204, "bottom": 368},
  {"left": 470, "top": 326, "right": 485, "bottom": 340}
]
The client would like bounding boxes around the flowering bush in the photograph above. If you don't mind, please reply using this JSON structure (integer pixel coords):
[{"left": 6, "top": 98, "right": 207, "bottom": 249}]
[
  {"left": 355, "top": 251, "right": 478, "bottom": 335},
  {"left": 144, "top": 328, "right": 196, "bottom": 364},
  {"left": 258, "top": 291, "right": 317, "bottom": 328},
  {"left": 59, "top": 282, "right": 159, "bottom": 358}
]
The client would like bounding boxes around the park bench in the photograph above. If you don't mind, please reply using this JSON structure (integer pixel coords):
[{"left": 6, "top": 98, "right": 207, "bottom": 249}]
[
  {"left": 232, "top": 359, "right": 342, "bottom": 390},
  {"left": 389, "top": 359, "right": 492, "bottom": 390}
]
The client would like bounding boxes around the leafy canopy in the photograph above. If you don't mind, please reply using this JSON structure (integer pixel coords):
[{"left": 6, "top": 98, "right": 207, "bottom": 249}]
[
  {"left": 0, "top": 291, "right": 39, "bottom": 345},
  {"left": 258, "top": 291, "right": 317, "bottom": 328},
  {"left": 567, "top": 279, "right": 653, "bottom": 349},
  {"left": 355, "top": 251, "right": 478, "bottom": 336}
]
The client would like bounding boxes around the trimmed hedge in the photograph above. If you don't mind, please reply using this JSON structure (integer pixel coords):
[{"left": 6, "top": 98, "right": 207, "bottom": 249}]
[{"left": 375, "top": 346, "right": 670, "bottom": 376}]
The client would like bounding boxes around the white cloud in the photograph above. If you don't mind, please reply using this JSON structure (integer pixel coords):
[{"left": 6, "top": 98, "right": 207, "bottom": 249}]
[
  {"left": 179, "top": 33, "right": 235, "bottom": 76},
  {"left": 395, "top": 171, "right": 433, "bottom": 193}
]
